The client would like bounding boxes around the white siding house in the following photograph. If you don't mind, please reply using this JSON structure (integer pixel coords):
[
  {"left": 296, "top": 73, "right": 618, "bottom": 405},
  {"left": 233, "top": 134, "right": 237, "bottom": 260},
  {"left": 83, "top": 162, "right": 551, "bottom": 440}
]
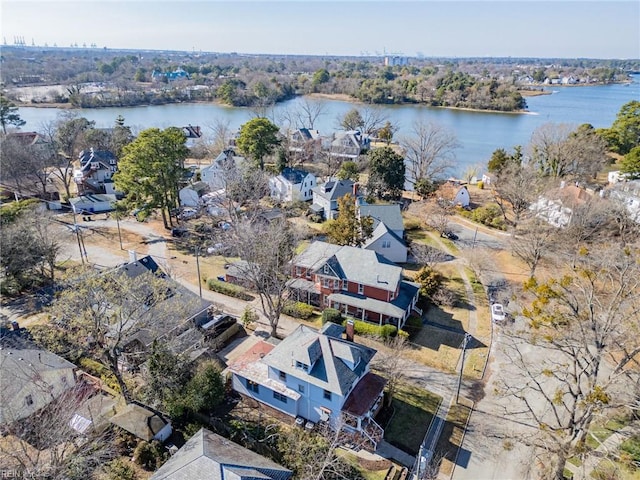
[{"left": 269, "top": 168, "right": 316, "bottom": 202}]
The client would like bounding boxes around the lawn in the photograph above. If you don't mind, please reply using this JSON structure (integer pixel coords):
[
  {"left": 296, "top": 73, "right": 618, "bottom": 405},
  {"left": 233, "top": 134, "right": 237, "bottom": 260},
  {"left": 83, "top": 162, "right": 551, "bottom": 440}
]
[
  {"left": 407, "top": 325, "right": 461, "bottom": 373},
  {"left": 381, "top": 382, "right": 442, "bottom": 456},
  {"left": 337, "top": 450, "right": 390, "bottom": 480}
]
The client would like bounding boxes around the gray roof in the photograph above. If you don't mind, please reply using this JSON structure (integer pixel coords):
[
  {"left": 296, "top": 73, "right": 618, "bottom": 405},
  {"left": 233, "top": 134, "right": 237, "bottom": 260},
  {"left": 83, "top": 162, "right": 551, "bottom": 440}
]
[
  {"left": 151, "top": 428, "right": 292, "bottom": 480},
  {"left": 0, "top": 336, "right": 76, "bottom": 424},
  {"left": 312, "top": 179, "right": 356, "bottom": 201},
  {"left": 328, "top": 280, "right": 418, "bottom": 320},
  {"left": 278, "top": 167, "right": 311, "bottom": 185},
  {"left": 109, "top": 403, "right": 169, "bottom": 442},
  {"left": 362, "top": 222, "right": 405, "bottom": 250},
  {"left": 264, "top": 325, "right": 376, "bottom": 396},
  {"left": 359, "top": 203, "right": 404, "bottom": 233},
  {"left": 294, "top": 241, "right": 401, "bottom": 292}
]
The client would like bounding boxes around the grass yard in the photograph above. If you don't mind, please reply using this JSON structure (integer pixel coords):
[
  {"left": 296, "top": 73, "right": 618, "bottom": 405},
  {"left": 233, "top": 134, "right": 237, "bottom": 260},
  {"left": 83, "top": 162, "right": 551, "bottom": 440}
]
[
  {"left": 337, "top": 450, "right": 390, "bottom": 480},
  {"left": 407, "top": 325, "right": 461, "bottom": 373},
  {"left": 436, "top": 398, "right": 473, "bottom": 476},
  {"left": 381, "top": 382, "right": 442, "bottom": 456}
]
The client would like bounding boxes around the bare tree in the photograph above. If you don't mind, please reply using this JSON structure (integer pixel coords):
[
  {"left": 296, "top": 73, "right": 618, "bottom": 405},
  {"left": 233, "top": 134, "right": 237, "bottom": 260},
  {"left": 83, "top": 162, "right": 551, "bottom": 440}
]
[
  {"left": 492, "top": 162, "right": 543, "bottom": 229},
  {"left": 500, "top": 244, "right": 640, "bottom": 479},
  {"left": 370, "top": 335, "right": 411, "bottom": 407},
  {"left": 509, "top": 218, "right": 557, "bottom": 278},
  {"left": 224, "top": 218, "right": 298, "bottom": 337},
  {"left": 296, "top": 98, "right": 327, "bottom": 130},
  {"left": 49, "top": 267, "right": 198, "bottom": 402},
  {"left": 401, "top": 119, "right": 458, "bottom": 185},
  {"left": 0, "top": 380, "right": 117, "bottom": 479},
  {"left": 528, "top": 123, "right": 607, "bottom": 180},
  {"left": 205, "top": 117, "right": 232, "bottom": 154}
]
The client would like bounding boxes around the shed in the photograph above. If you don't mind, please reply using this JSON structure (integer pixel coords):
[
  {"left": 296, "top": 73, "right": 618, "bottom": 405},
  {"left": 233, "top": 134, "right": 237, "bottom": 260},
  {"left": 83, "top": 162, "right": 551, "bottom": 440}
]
[{"left": 69, "top": 194, "right": 117, "bottom": 214}]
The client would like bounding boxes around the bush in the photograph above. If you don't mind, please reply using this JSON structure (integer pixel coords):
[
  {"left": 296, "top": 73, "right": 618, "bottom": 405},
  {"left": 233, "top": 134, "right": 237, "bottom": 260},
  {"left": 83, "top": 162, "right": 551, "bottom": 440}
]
[
  {"left": 78, "top": 357, "right": 121, "bottom": 393},
  {"left": 414, "top": 266, "right": 444, "bottom": 298},
  {"left": 322, "top": 308, "right": 343, "bottom": 325},
  {"left": 477, "top": 180, "right": 484, "bottom": 189},
  {"left": 460, "top": 202, "right": 506, "bottom": 231},
  {"left": 343, "top": 318, "right": 404, "bottom": 339},
  {"left": 283, "top": 301, "right": 314, "bottom": 319},
  {"left": 104, "top": 458, "right": 137, "bottom": 480},
  {"left": 206, "top": 279, "right": 254, "bottom": 301},
  {"left": 133, "top": 440, "right": 167, "bottom": 471},
  {"left": 404, "top": 218, "right": 423, "bottom": 231},
  {"left": 620, "top": 435, "right": 640, "bottom": 465}
]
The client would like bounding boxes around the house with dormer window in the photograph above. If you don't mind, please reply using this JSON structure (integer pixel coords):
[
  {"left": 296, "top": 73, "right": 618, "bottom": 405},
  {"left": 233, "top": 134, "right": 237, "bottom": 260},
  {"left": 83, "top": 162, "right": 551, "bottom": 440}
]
[
  {"left": 228, "top": 323, "right": 387, "bottom": 451},
  {"left": 287, "top": 241, "right": 420, "bottom": 329},
  {"left": 74, "top": 148, "right": 119, "bottom": 195},
  {"left": 269, "top": 168, "right": 316, "bottom": 202}
]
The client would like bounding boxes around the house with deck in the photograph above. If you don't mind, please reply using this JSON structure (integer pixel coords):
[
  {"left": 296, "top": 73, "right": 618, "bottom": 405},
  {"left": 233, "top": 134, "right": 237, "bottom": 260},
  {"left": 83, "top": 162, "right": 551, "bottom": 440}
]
[
  {"left": 200, "top": 149, "right": 246, "bottom": 191},
  {"left": 228, "top": 323, "right": 387, "bottom": 451},
  {"left": 269, "top": 167, "right": 316, "bottom": 202},
  {"left": 287, "top": 241, "right": 420, "bottom": 329}
]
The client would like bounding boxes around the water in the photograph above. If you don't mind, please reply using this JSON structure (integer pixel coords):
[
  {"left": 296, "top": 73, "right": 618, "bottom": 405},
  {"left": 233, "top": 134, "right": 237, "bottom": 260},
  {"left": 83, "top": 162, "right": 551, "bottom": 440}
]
[{"left": 16, "top": 75, "right": 640, "bottom": 176}]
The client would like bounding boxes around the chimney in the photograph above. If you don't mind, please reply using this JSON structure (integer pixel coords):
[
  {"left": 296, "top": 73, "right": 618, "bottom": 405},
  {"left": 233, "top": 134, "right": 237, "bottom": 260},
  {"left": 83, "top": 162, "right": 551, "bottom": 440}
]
[
  {"left": 128, "top": 250, "right": 138, "bottom": 263},
  {"left": 346, "top": 319, "right": 355, "bottom": 342},
  {"left": 352, "top": 182, "right": 359, "bottom": 198},
  {"left": 11, "top": 320, "right": 19, "bottom": 331}
]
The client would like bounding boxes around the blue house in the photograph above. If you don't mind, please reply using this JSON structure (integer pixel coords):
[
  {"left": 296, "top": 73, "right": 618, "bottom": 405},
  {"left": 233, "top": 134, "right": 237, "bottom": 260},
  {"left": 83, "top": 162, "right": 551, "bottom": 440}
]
[{"left": 228, "top": 323, "right": 386, "bottom": 450}]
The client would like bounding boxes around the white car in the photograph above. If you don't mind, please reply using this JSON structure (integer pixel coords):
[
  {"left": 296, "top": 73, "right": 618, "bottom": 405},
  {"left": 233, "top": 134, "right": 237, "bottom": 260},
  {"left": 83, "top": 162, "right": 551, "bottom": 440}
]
[{"left": 491, "top": 303, "right": 506, "bottom": 323}]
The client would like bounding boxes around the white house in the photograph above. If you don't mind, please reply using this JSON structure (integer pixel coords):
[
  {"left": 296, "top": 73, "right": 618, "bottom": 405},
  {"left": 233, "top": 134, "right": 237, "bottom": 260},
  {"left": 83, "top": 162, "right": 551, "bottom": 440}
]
[
  {"left": 310, "top": 179, "right": 361, "bottom": 220},
  {"left": 358, "top": 203, "right": 407, "bottom": 263},
  {"left": 228, "top": 323, "right": 386, "bottom": 451},
  {"left": 179, "top": 181, "right": 209, "bottom": 207},
  {"left": 69, "top": 193, "right": 117, "bottom": 214},
  {"left": 453, "top": 186, "right": 470, "bottom": 207},
  {"left": 608, "top": 180, "right": 640, "bottom": 224},
  {"left": 269, "top": 168, "right": 316, "bottom": 202},
  {"left": 74, "top": 149, "right": 118, "bottom": 195},
  {"left": 329, "top": 131, "right": 370, "bottom": 160},
  {"left": 0, "top": 335, "right": 77, "bottom": 425},
  {"left": 200, "top": 149, "right": 246, "bottom": 191},
  {"left": 530, "top": 184, "right": 592, "bottom": 228}
]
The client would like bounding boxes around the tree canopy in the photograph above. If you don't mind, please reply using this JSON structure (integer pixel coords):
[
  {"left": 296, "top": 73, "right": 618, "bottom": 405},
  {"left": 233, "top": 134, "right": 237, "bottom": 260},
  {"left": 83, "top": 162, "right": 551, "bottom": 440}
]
[
  {"left": 323, "top": 194, "right": 374, "bottom": 247},
  {"left": 366, "top": 146, "right": 406, "bottom": 199},
  {"left": 114, "top": 127, "right": 188, "bottom": 228},
  {"left": 0, "top": 93, "right": 26, "bottom": 133},
  {"left": 619, "top": 145, "right": 640, "bottom": 180},
  {"left": 602, "top": 100, "right": 640, "bottom": 155},
  {"left": 236, "top": 117, "right": 280, "bottom": 170}
]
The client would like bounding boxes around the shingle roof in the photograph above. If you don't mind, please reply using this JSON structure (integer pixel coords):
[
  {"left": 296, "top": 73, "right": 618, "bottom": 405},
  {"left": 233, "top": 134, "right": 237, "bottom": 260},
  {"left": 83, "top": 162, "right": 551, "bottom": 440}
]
[
  {"left": 279, "top": 167, "right": 310, "bottom": 185},
  {"left": 151, "top": 428, "right": 292, "bottom": 480},
  {"left": 294, "top": 241, "right": 401, "bottom": 292},
  {"left": 359, "top": 203, "right": 404, "bottom": 233},
  {"left": 109, "top": 403, "right": 169, "bottom": 442},
  {"left": 311, "top": 179, "right": 356, "bottom": 201},
  {"left": 362, "top": 222, "right": 405, "bottom": 250},
  {"left": 263, "top": 325, "right": 376, "bottom": 396}
]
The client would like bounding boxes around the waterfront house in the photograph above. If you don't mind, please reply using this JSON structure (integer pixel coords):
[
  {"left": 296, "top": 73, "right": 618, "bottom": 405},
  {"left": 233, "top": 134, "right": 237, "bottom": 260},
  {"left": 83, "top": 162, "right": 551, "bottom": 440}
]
[{"left": 74, "top": 148, "right": 118, "bottom": 195}]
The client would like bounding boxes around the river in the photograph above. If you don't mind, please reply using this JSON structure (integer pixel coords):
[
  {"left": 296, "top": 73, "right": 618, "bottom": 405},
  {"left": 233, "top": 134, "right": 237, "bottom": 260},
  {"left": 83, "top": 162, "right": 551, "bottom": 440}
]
[{"left": 16, "top": 75, "right": 640, "bottom": 177}]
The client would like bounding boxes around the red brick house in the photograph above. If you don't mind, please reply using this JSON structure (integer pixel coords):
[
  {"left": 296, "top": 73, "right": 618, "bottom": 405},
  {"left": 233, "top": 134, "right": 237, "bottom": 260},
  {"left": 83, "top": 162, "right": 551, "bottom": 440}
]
[{"left": 287, "top": 241, "right": 420, "bottom": 329}]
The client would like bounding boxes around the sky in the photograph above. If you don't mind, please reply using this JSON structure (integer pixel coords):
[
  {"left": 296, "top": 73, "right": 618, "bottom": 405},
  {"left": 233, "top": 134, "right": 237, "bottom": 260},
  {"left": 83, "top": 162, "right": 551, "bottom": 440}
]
[{"left": 1, "top": 1, "right": 639, "bottom": 59}]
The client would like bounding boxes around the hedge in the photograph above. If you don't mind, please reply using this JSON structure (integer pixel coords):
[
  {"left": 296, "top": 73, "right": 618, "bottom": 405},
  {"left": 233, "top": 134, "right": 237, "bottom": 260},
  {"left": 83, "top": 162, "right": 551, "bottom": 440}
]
[
  {"left": 207, "top": 279, "right": 254, "bottom": 301},
  {"left": 78, "top": 357, "right": 121, "bottom": 393},
  {"left": 283, "top": 301, "right": 314, "bottom": 319},
  {"left": 342, "top": 318, "right": 408, "bottom": 339},
  {"left": 322, "top": 308, "right": 343, "bottom": 325}
]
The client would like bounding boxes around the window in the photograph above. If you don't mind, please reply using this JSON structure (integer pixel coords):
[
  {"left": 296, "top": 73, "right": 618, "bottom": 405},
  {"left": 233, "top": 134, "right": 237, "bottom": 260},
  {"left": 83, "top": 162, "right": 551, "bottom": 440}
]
[
  {"left": 358, "top": 283, "right": 364, "bottom": 294},
  {"left": 273, "top": 392, "right": 288, "bottom": 403},
  {"left": 341, "top": 280, "right": 348, "bottom": 291},
  {"left": 322, "top": 278, "right": 330, "bottom": 288},
  {"left": 306, "top": 269, "right": 312, "bottom": 279},
  {"left": 298, "top": 384, "right": 305, "bottom": 393},
  {"left": 323, "top": 390, "right": 332, "bottom": 400},
  {"left": 333, "top": 279, "right": 340, "bottom": 289},
  {"left": 382, "top": 240, "right": 391, "bottom": 248},
  {"left": 296, "top": 361, "right": 308, "bottom": 372},
  {"left": 295, "top": 266, "right": 302, "bottom": 277},
  {"left": 25, "top": 395, "right": 33, "bottom": 406},
  {"left": 279, "top": 370, "right": 287, "bottom": 381},
  {"left": 246, "top": 379, "right": 259, "bottom": 393}
]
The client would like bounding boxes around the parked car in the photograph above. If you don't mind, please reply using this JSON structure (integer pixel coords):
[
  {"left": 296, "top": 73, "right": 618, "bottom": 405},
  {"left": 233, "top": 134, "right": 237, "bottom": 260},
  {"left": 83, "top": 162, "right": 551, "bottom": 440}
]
[
  {"left": 441, "top": 230, "right": 459, "bottom": 240},
  {"left": 491, "top": 303, "right": 506, "bottom": 323},
  {"left": 179, "top": 208, "right": 199, "bottom": 220}
]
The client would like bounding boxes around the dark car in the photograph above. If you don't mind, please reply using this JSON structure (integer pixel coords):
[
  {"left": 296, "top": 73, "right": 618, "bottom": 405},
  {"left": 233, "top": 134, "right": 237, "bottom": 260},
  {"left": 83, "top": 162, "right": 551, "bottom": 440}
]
[{"left": 441, "top": 230, "right": 459, "bottom": 240}]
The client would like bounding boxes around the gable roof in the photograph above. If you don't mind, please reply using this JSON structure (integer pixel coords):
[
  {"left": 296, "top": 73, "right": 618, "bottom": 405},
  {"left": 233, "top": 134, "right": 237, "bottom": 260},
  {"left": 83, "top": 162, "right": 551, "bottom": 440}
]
[
  {"left": 358, "top": 203, "right": 404, "bottom": 232},
  {"left": 312, "top": 179, "right": 356, "bottom": 201},
  {"left": 295, "top": 241, "right": 401, "bottom": 292},
  {"left": 278, "top": 167, "right": 311, "bottom": 185},
  {"left": 151, "top": 428, "right": 292, "bottom": 480},
  {"left": 264, "top": 324, "right": 376, "bottom": 396},
  {"left": 362, "top": 222, "right": 405, "bottom": 249},
  {"left": 109, "top": 403, "right": 169, "bottom": 442},
  {"left": 0, "top": 335, "right": 76, "bottom": 424}
]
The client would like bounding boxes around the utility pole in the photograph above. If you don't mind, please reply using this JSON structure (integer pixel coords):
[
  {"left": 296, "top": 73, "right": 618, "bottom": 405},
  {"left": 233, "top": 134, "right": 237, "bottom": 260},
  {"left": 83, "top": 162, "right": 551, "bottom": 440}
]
[
  {"left": 456, "top": 333, "right": 472, "bottom": 404},
  {"left": 71, "top": 205, "right": 85, "bottom": 264},
  {"left": 116, "top": 214, "right": 123, "bottom": 250},
  {"left": 472, "top": 227, "right": 478, "bottom": 249},
  {"left": 195, "top": 246, "right": 202, "bottom": 298}
]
